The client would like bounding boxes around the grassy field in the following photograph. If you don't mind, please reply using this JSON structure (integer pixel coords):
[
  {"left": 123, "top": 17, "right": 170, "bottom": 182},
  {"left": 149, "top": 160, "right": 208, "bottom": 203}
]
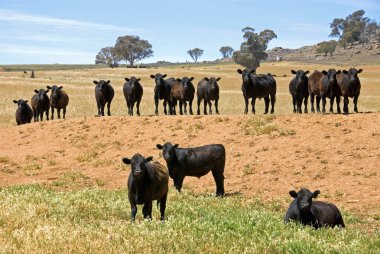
[
  {"left": 0, "top": 62, "right": 379, "bottom": 127},
  {"left": 0, "top": 184, "right": 379, "bottom": 253}
]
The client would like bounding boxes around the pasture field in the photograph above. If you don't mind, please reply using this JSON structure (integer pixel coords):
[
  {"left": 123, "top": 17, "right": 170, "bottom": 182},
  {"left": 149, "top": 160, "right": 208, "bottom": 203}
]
[{"left": 0, "top": 62, "right": 379, "bottom": 252}]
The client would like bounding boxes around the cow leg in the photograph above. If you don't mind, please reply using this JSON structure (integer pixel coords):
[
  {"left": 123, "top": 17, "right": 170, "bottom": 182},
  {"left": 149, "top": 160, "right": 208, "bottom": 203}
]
[
  {"left": 304, "top": 95, "right": 309, "bottom": 113},
  {"left": 172, "top": 100, "right": 177, "bottom": 115},
  {"left": 183, "top": 101, "right": 187, "bottom": 115},
  {"left": 197, "top": 97, "right": 201, "bottom": 115},
  {"left": 179, "top": 100, "right": 183, "bottom": 115},
  {"left": 57, "top": 108, "right": 61, "bottom": 119},
  {"left": 343, "top": 96, "right": 349, "bottom": 114},
  {"left": 211, "top": 169, "right": 225, "bottom": 197},
  {"left": 33, "top": 110, "right": 37, "bottom": 122},
  {"left": 251, "top": 98, "right": 256, "bottom": 114},
  {"left": 130, "top": 202, "right": 137, "bottom": 222},
  {"left": 329, "top": 97, "right": 335, "bottom": 114},
  {"left": 296, "top": 97, "right": 302, "bottom": 114},
  {"left": 174, "top": 175, "right": 185, "bottom": 192},
  {"left": 97, "top": 102, "right": 102, "bottom": 116},
  {"left": 208, "top": 101, "right": 213, "bottom": 115},
  {"left": 215, "top": 99, "right": 219, "bottom": 115},
  {"left": 244, "top": 95, "right": 249, "bottom": 114},
  {"left": 316, "top": 96, "right": 321, "bottom": 113},
  {"left": 126, "top": 101, "right": 131, "bottom": 116},
  {"left": 310, "top": 93, "right": 315, "bottom": 113},
  {"left": 159, "top": 191, "right": 168, "bottom": 221},
  {"left": 321, "top": 96, "right": 327, "bottom": 114},
  {"left": 203, "top": 100, "right": 208, "bottom": 115},
  {"left": 154, "top": 96, "right": 159, "bottom": 115},
  {"left": 292, "top": 96, "right": 297, "bottom": 113},
  {"left": 50, "top": 106, "right": 55, "bottom": 120},
  {"left": 336, "top": 96, "right": 341, "bottom": 114},
  {"left": 131, "top": 102, "right": 135, "bottom": 116},
  {"left": 39, "top": 111, "right": 43, "bottom": 121},
  {"left": 353, "top": 96, "right": 359, "bottom": 113},
  {"left": 136, "top": 100, "right": 141, "bottom": 116},
  {"left": 63, "top": 107, "right": 66, "bottom": 119},
  {"left": 189, "top": 99, "right": 194, "bottom": 115},
  {"left": 107, "top": 102, "right": 111, "bottom": 116},
  {"left": 270, "top": 94, "right": 275, "bottom": 114},
  {"left": 142, "top": 201, "right": 152, "bottom": 220},
  {"left": 163, "top": 100, "right": 168, "bottom": 115},
  {"left": 264, "top": 96, "right": 270, "bottom": 114}
]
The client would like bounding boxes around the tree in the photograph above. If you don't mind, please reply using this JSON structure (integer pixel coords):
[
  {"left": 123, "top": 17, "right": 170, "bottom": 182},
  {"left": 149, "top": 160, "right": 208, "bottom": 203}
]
[
  {"left": 233, "top": 27, "right": 277, "bottom": 69},
  {"left": 316, "top": 40, "right": 337, "bottom": 56},
  {"left": 95, "top": 47, "right": 120, "bottom": 67},
  {"left": 114, "top": 35, "right": 153, "bottom": 66},
  {"left": 187, "top": 48, "right": 204, "bottom": 62},
  {"left": 219, "top": 46, "right": 234, "bottom": 58}
]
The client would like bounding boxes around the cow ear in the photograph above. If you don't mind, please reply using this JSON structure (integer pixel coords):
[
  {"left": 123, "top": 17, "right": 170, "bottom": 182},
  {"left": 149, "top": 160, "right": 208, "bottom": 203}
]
[
  {"left": 156, "top": 144, "right": 163, "bottom": 150},
  {"left": 122, "top": 158, "right": 131, "bottom": 164},
  {"left": 45, "top": 89, "right": 49, "bottom": 94},
  {"left": 174, "top": 144, "right": 179, "bottom": 148},
  {"left": 137, "top": 78, "right": 141, "bottom": 81},
  {"left": 322, "top": 70, "right": 328, "bottom": 75},
  {"left": 305, "top": 71, "right": 310, "bottom": 75},
  {"left": 145, "top": 156, "right": 153, "bottom": 162},
  {"left": 312, "top": 190, "right": 320, "bottom": 198},
  {"left": 93, "top": 81, "right": 98, "bottom": 85},
  {"left": 176, "top": 78, "right": 182, "bottom": 82},
  {"left": 237, "top": 69, "right": 243, "bottom": 74},
  {"left": 189, "top": 77, "right": 194, "bottom": 81},
  {"left": 150, "top": 75, "right": 156, "bottom": 79},
  {"left": 25, "top": 100, "right": 28, "bottom": 103},
  {"left": 204, "top": 77, "right": 209, "bottom": 81},
  {"left": 343, "top": 70, "right": 348, "bottom": 74},
  {"left": 13, "top": 100, "right": 18, "bottom": 104},
  {"left": 106, "top": 80, "right": 111, "bottom": 84},
  {"left": 291, "top": 70, "right": 296, "bottom": 74},
  {"left": 125, "top": 78, "right": 130, "bottom": 82},
  {"left": 162, "top": 74, "right": 167, "bottom": 78},
  {"left": 358, "top": 69, "right": 363, "bottom": 73},
  {"left": 336, "top": 70, "right": 341, "bottom": 74},
  {"left": 34, "top": 89, "right": 39, "bottom": 93},
  {"left": 289, "top": 190, "right": 298, "bottom": 198},
  {"left": 250, "top": 69, "right": 256, "bottom": 74},
  {"left": 216, "top": 77, "right": 221, "bottom": 81},
  {"left": 58, "top": 86, "right": 63, "bottom": 89},
  {"left": 47, "top": 86, "right": 52, "bottom": 89}
]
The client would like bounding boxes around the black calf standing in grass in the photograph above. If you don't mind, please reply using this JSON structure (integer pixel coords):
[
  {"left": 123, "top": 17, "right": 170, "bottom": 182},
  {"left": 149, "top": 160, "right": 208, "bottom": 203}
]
[
  {"left": 31, "top": 88, "right": 50, "bottom": 122},
  {"left": 94, "top": 80, "right": 114, "bottom": 116},
  {"left": 47, "top": 85, "right": 69, "bottom": 120},
  {"left": 156, "top": 142, "right": 226, "bottom": 196},
  {"left": 285, "top": 188, "right": 345, "bottom": 229},
  {"left": 13, "top": 99, "right": 33, "bottom": 125},
  {"left": 122, "top": 154, "right": 169, "bottom": 222},
  {"left": 123, "top": 77, "right": 143, "bottom": 116},
  {"left": 289, "top": 70, "right": 309, "bottom": 114}
]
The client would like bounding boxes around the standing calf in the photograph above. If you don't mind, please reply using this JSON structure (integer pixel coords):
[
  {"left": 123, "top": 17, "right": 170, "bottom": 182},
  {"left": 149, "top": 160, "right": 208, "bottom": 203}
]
[
  {"left": 337, "top": 68, "right": 363, "bottom": 114},
  {"left": 122, "top": 154, "right": 169, "bottom": 222},
  {"left": 13, "top": 99, "right": 33, "bottom": 125},
  {"left": 284, "top": 188, "right": 345, "bottom": 229},
  {"left": 31, "top": 89, "right": 50, "bottom": 122},
  {"left": 156, "top": 142, "right": 225, "bottom": 196},
  {"left": 94, "top": 80, "right": 114, "bottom": 116},
  {"left": 151, "top": 73, "right": 177, "bottom": 115},
  {"left": 197, "top": 77, "right": 221, "bottom": 115},
  {"left": 47, "top": 85, "right": 69, "bottom": 120},
  {"left": 123, "top": 77, "right": 143, "bottom": 116},
  {"left": 289, "top": 70, "right": 309, "bottom": 114}
]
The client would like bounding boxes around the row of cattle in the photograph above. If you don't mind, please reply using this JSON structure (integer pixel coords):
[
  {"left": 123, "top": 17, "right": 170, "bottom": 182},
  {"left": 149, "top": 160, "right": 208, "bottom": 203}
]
[
  {"left": 125, "top": 142, "right": 345, "bottom": 229},
  {"left": 12, "top": 67, "right": 363, "bottom": 125}
]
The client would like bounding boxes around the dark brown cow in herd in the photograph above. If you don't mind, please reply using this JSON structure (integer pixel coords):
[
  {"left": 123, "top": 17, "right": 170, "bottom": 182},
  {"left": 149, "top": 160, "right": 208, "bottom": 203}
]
[
  {"left": 197, "top": 77, "right": 221, "bottom": 115},
  {"left": 337, "top": 68, "right": 363, "bottom": 114},
  {"left": 289, "top": 70, "right": 309, "bottom": 114},
  {"left": 31, "top": 88, "right": 50, "bottom": 122},
  {"left": 123, "top": 77, "right": 143, "bottom": 116},
  {"left": 47, "top": 85, "right": 69, "bottom": 120}
]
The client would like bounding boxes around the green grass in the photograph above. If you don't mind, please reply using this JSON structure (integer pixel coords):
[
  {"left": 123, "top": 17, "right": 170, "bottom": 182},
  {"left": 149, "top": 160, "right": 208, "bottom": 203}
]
[{"left": 0, "top": 185, "right": 378, "bottom": 253}]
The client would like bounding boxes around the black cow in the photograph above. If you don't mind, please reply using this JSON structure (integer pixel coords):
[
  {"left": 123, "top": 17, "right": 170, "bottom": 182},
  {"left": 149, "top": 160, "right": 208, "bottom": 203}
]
[
  {"left": 94, "top": 80, "right": 114, "bottom": 116},
  {"left": 31, "top": 89, "right": 50, "bottom": 122},
  {"left": 156, "top": 142, "right": 225, "bottom": 196},
  {"left": 308, "top": 69, "right": 341, "bottom": 114},
  {"left": 289, "top": 70, "right": 310, "bottom": 114},
  {"left": 150, "top": 73, "right": 177, "bottom": 115},
  {"left": 174, "top": 77, "right": 195, "bottom": 115},
  {"left": 337, "top": 68, "right": 363, "bottom": 114},
  {"left": 13, "top": 99, "right": 33, "bottom": 125},
  {"left": 197, "top": 77, "right": 220, "bottom": 115},
  {"left": 284, "top": 188, "right": 345, "bottom": 229},
  {"left": 237, "top": 69, "right": 276, "bottom": 114},
  {"left": 46, "top": 85, "right": 69, "bottom": 120},
  {"left": 123, "top": 77, "right": 143, "bottom": 116},
  {"left": 122, "top": 154, "right": 169, "bottom": 222}
]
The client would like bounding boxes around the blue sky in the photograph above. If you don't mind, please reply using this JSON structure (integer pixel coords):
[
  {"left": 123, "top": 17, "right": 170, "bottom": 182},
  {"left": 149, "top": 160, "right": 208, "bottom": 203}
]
[{"left": 0, "top": 0, "right": 379, "bottom": 64}]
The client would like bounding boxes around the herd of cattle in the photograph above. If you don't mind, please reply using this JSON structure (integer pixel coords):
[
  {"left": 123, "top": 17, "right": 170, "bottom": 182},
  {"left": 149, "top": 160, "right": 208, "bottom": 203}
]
[
  {"left": 11, "top": 67, "right": 358, "bottom": 228},
  {"left": 12, "top": 67, "right": 363, "bottom": 124}
]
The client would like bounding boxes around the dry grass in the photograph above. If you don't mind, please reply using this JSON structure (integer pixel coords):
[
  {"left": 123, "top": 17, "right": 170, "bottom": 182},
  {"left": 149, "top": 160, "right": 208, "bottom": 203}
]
[{"left": 1, "top": 62, "right": 379, "bottom": 127}]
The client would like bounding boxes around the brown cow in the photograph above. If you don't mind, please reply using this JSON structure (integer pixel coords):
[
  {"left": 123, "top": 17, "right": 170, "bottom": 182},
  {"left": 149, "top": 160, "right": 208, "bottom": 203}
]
[
  {"left": 46, "top": 85, "right": 69, "bottom": 120},
  {"left": 170, "top": 79, "right": 186, "bottom": 115},
  {"left": 336, "top": 68, "right": 362, "bottom": 114},
  {"left": 308, "top": 69, "right": 341, "bottom": 114}
]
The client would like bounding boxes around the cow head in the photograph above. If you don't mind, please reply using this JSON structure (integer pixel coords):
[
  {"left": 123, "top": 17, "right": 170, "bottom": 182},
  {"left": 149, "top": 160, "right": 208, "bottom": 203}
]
[
  {"left": 13, "top": 99, "right": 28, "bottom": 107},
  {"left": 123, "top": 153, "right": 153, "bottom": 183},
  {"left": 180, "top": 77, "right": 194, "bottom": 89},
  {"left": 204, "top": 77, "right": 221, "bottom": 91},
  {"left": 322, "top": 69, "right": 341, "bottom": 87},
  {"left": 156, "top": 142, "right": 179, "bottom": 162},
  {"left": 34, "top": 88, "right": 49, "bottom": 100},
  {"left": 93, "top": 80, "right": 111, "bottom": 91},
  {"left": 237, "top": 69, "right": 256, "bottom": 84},
  {"left": 291, "top": 70, "right": 309, "bottom": 90},
  {"left": 289, "top": 188, "right": 320, "bottom": 212},
  {"left": 47, "top": 85, "right": 63, "bottom": 102},
  {"left": 125, "top": 77, "right": 141, "bottom": 89},
  {"left": 343, "top": 68, "right": 363, "bottom": 83}
]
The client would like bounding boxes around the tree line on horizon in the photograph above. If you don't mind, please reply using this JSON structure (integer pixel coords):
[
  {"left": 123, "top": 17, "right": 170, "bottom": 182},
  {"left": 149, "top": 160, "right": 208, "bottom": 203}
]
[{"left": 95, "top": 9, "right": 379, "bottom": 69}]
